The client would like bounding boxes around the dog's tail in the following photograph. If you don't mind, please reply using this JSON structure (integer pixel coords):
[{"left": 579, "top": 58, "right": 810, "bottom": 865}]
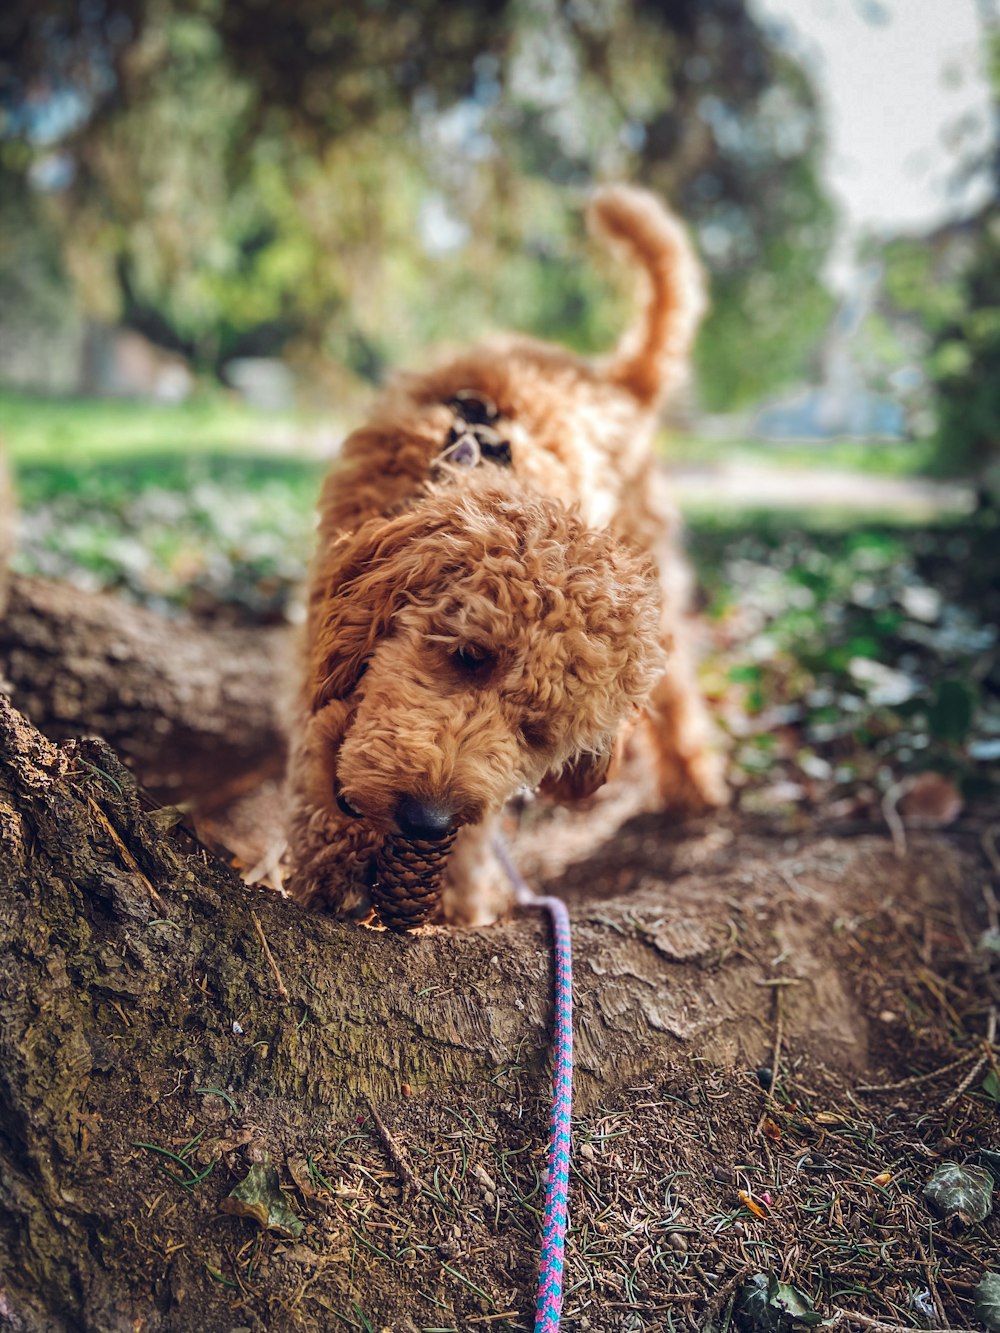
[{"left": 588, "top": 185, "right": 706, "bottom": 408}]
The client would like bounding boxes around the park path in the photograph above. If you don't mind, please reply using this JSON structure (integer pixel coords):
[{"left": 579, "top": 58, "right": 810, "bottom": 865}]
[{"left": 670, "top": 461, "right": 974, "bottom": 518}]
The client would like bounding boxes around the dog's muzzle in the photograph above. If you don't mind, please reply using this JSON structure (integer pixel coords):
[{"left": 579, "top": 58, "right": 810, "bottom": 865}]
[{"left": 394, "top": 794, "right": 457, "bottom": 842}]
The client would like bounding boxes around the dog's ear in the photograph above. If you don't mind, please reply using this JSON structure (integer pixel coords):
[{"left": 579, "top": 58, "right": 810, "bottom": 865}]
[
  {"left": 308, "top": 506, "right": 446, "bottom": 710},
  {"left": 539, "top": 738, "right": 620, "bottom": 803}
]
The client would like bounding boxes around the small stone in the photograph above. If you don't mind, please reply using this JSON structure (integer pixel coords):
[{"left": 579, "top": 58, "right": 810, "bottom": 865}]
[
  {"left": 579, "top": 1142, "right": 596, "bottom": 1162},
  {"left": 472, "top": 1164, "right": 498, "bottom": 1193},
  {"left": 667, "top": 1232, "right": 688, "bottom": 1253}
]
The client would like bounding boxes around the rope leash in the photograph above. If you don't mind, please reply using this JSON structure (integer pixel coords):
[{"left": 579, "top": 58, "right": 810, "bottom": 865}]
[{"left": 493, "top": 837, "right": 573, "bottom": 1333}]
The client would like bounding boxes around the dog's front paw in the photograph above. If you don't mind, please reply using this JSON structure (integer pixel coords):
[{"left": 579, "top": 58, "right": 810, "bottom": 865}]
[{"left": 658, "top": 744, "right": 729, "bottom": 814}]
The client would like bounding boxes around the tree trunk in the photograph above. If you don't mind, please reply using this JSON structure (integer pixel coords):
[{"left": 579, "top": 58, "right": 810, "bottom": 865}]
[
  {"left": 0, "top": 573, "right": 289, "bottom": 808},
  {"left": 0, "top": 692, "right": 990, "bottom": 1331}
]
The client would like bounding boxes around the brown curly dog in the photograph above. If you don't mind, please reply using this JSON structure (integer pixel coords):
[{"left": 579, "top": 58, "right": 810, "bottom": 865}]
[{"left": 286, "top": 185, "right": 725, "bottom": 927}]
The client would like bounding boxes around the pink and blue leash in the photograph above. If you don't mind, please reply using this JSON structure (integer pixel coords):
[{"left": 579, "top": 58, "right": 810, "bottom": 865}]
[{"left": 493, "top": 837, "right": 573, "bottom": 1333}]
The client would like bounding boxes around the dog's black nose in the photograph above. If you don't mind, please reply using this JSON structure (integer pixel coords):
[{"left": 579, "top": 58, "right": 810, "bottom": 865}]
[{"left": 395, "top": 794, "right": 456, "bottom": 841}]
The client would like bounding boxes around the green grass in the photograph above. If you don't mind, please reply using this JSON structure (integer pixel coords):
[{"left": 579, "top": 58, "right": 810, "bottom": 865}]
[
  {"left": 2, "top": 387, "right": 936, "bottom": 476},
  {"left": 665, "top": 430, "right": 937, "bottom": 477},
  {"left": 0, "top": 387, "right": 314, "bottom": 465}
]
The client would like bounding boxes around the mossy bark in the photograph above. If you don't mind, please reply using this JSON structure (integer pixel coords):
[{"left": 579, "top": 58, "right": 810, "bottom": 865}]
[{"left": 0, "top": 693, "right": 982, "bottom": 1330}]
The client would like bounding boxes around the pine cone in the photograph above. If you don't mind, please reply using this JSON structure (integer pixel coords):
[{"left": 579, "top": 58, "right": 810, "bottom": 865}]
[{"left": 373, "top": 831, "right": 456, "bottom": 931}]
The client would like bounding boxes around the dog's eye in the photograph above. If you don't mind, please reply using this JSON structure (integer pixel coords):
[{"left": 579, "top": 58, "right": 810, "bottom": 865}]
[
  {"left": 336, "top": 788, "right": 362, "bottom": 819},
  {"left": 452, "top": 645, "right": 496, "bottom": 676},
  {"left": 520, "top": 719, "right": 553, "bottom": 750}
]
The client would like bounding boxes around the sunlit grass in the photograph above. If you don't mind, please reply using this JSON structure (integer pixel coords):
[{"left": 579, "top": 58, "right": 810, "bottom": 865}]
[
  {"left": 2, "top": 387, "right": 937, "bottom": 478},
  {"left": 0, "top": 387, "right": 319, "bottom": 465},
  {"left": 665, "top": 430, "right": 937, "bottom": 477}
]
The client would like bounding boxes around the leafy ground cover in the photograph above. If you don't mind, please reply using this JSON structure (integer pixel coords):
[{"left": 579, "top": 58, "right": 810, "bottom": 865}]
[
  {"left": 691, "top": 516, "right": 1000, "bottom": 825},
  {"left": 12, "top": 454, "right": 324, "bottom": 621}
]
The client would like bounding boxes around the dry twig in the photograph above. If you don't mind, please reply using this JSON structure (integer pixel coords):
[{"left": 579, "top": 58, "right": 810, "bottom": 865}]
[
  {"left": 365, "top": 1098, "right": 421, "bottom": 1200},
  {"left": 881, "top": 782, "right": 907, "bottom": 859},
  {"left": 250, "top": 909, "right": 290, "bottom": 1001},
  {"left": 828, "top": 1311, "right": 954, "bottom": 1333}
]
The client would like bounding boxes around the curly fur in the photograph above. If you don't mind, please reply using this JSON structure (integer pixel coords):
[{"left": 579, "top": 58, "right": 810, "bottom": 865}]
[{"left": 286, "top": 185, "right": 725, "bottom": 926}]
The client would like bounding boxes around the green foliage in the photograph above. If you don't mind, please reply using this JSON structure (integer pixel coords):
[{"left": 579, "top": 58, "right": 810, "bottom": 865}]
[
  {"left": 693, "top": 518, "right": 1000, "bottom": 811},
  {"left": 923, "top": 1163, "right": 994, "bottom": 1227},
  {"left": 736, "top": 1273, "right": 822, "bottom": 1332},
  {"left": 0, "top": 0, "right": 836, "bottom": 408},
  {"left": 927, "top": 678, "right": 976, "bottom": 746},
  {"left": 931, "top": 221, "right": 1000, "bottom": 486},
  {"left": 873, "top": 28, "right": 1000, "bottom": 489},
  {"left": 976, "top": 1273, "right": 1000, "bottom": 1333}
]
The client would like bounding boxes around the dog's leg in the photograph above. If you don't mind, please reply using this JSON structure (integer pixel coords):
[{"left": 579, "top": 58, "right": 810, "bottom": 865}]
[
  {"left": 442, "top": 817, "right": 515, "bottom": 927},
  {"left": 644, "top": 630, "right": 727, "bottom": 813}
]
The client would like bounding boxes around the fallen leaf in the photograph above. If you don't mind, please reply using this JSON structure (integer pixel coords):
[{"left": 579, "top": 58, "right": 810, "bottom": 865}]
[
  {"left": 897, "top": 772, "right": 963, "bottom": 827},
  {"left": 739, "top": 1189, "right": 768, "bottom": 1219},
  {"left": 221, "top": 1158, "right": 304, "bottom": 1238},
  {"left": 871, "top": 1172, "right": 892, "bottom": 1187},
  {"left": 761, "top": 1116, "right": 783, "bottom": 1143}
]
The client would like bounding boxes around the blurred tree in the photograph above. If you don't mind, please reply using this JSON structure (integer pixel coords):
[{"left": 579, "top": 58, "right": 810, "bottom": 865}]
[
  {"left": 867, "top": 17, "right": 1000, "bottom": 499},
  {"left": 0, "top": 0, "right": 834, "bottom": 409}
]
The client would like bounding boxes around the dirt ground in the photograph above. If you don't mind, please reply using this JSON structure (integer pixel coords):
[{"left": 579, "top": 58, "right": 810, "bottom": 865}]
[{"left": 90, "top": 802, "right": 999, "bottom": 1333}]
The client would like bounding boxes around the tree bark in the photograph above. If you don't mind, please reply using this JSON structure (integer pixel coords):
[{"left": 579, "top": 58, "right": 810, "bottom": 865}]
[
  {"left": 0, "top": 573, "right": 289, "bottom": 808},
  {"left": 0, "top": 692, "right": 988, "bottom": 1331}
]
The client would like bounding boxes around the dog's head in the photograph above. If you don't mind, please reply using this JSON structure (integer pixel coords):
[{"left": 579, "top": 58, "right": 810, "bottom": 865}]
[{"left": 309, "top": 472, "right": 664, "bottom": 839}]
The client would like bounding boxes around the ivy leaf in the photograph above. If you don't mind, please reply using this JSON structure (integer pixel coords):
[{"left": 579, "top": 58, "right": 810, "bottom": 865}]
[
  {"left": 982, "top": 1071, "right": 1000, "bottom": 1104},
  {"left": 736, "top": 1273, "right": 824, "bottom": 1332},
  {"left": 978, "top": 1150, "right": 1000, "bottom": 1185},
  {"left": 922, "top": 1163, "right": 994, "bottom": 1226},
  {"left": 976, "top": 1272, "right": 1000, "bottom": 1333},
  {"left": 926, "top": 679, "right": 976, "bottom": 745},
  {"left": 220, "top": 1157, "right": 304, "bottom": 1238}
]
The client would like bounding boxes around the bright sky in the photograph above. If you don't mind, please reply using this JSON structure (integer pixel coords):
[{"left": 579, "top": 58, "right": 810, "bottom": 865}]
[{"left": 750, "top": 0, "right": 996, "bottom": 275}]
